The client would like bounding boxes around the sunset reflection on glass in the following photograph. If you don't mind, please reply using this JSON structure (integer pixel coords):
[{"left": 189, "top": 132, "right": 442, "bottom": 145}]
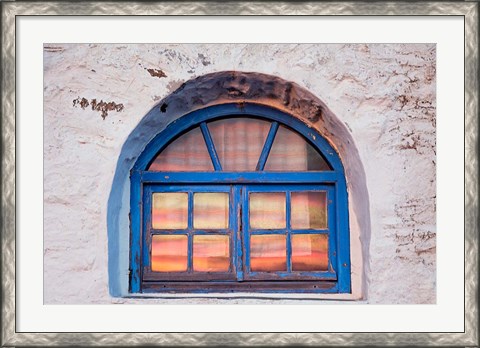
[
  {"left": 152, "top": 192, "right": 188, "bottom": 229},
  {"left": 292, "top": 234, "right": 328, "bottom": 271},
  {"left": 193, "top": 235, "right": 230, "bottom": 272},
  {"left": 250, "top": 234, "right": 286, "bottom": 271},
  {"left": 194, "top": 192, "right": 229, "bottom": 229},
  {"left": 151, "top": 235, "right": 188, "bottom": 272},
  {"left": 148, "top": 127, "right": 214, "bottom": 172},
  {"left": 291, "top": 191, "right": 327, "bottom": 229},
  {"left": 208, "top": 118, "right": 271, "bottom": 171},
  {"left": 249, "top": 192, "right": 286, "bottom": 229},
  {"left": 265, "top": 125, "right": 331, "bottom": 171}
]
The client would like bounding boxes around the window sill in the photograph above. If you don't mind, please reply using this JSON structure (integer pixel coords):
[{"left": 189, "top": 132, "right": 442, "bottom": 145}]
[{"left": 117, "top": 291, "right": 363, "bottom": 302}]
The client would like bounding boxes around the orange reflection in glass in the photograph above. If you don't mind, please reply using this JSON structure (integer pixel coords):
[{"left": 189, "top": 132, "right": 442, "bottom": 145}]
[
  {"left": 249, "top": 192, "right": 286, "bottom": 229},
  {"left": 152, "top": 192, "right": 188, "bottom": 229},
  {"left": 292, "top": 234, "right": 328, "bottom": 271},
  {"left": 250, "top": 234, "right": 286, "bottom": 271},
  {"left": 194, "top": 193, "right": 229, "bottom": 229},
  {"left": 151, "top": 235, "right": 188, "bottom": 272},
  {"left": 148, "top": 127, "right": 214, "bottom": 172},
  {"left": 291, "top": 191, "right": 327, "bottom": 229},
  {"left": 193, "top": 235, "right": 230, "bottom": 272},
  {"left": 265, "top": 125, "right": 331, "bottom": 171},
  {"left": 208, "top": 118, "right": 271, "bottom": 171}
]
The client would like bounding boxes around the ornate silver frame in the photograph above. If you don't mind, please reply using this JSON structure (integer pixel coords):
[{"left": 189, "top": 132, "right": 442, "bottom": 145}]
[{"left": 1, "top": 1, "right": 478, "bottom": 346}]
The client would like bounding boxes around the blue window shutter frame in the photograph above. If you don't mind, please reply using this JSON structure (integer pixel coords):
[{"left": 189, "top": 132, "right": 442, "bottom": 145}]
[{"left": 129, "top": 103, "right": 351, "bottom": 294}]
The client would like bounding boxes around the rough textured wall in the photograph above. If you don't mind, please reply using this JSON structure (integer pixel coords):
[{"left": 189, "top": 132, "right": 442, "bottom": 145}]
[{"left": 43, "top": 43, "right": 436, "bottom": 304}]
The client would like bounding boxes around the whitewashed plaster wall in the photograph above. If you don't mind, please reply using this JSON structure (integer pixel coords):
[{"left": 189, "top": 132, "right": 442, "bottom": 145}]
[{"left": 43, "top": 43, "right": 436, "bottom": 304}]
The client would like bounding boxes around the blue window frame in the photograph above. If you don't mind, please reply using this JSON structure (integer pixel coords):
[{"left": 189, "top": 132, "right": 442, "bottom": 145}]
[{"left": 130, "top": 103, "right": 351, "bottom": 294}]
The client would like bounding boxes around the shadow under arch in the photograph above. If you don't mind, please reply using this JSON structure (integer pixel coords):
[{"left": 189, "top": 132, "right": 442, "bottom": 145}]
[{"left": 107, "top": 71, "right": 371, "bottom": 298}]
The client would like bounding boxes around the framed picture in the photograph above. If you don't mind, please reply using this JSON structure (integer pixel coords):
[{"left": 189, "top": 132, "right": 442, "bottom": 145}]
[{"left": 2, "top": 1, "right": 477, "bottom": 346}]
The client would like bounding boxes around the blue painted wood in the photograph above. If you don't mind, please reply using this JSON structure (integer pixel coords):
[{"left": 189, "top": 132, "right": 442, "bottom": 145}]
[
  {"left": 256, "top": 121, "right": 279, "bottom": 171},
  {"left": 249, "top": 230, "right": 288, "bottom": 235},
  {"left": 142, "top": 282, "right": 339, "bottom": 294},
  {"left": 289, "top": 229, "right": 329, "bottom": 234},
  {"left": 326, "top": 186, "right": 338, "bottom": 276},
  {"left": 200, "top": 122, "right": 222, "bottom": 171},
  {"left": 242, "top": 186, "right": 250, "bottom": 274},
  {"left": 130, "top": 102, "right": 351, "bottom": 294},
  {"left": 336, "top": 176, "right": 351, "bottom": 293},
  {"left": 140, "top": 171, "right": 340, "bottom": 184},
  {"left": 188, "top": 191, "right": 193, "bottom": 229},
  {"left": 142, "top": 186, "right": 152, "bottom": 267},
  {"left": 242, "top": 184, "right": 338, "bottom": 282},
  {"left": 187, "top": 191, "right": 194, "bottom": 272},
  {"left": 286, "top": 191, "right": 292, "bottom": 272},
  {"left": 133, "top": 103, "right": 346, "bottom": 174},
  {"left": 246, "top": 271, "right": 337, "bottom": 280},
  {"left": 147, "top": 184, "right": 233, "bottom": 193},
  {"left": 129, "top": 171, "right": 142, "bottom": 293},
  {"left": 232, "top": 186, "right": 243, "bottom": 280}
]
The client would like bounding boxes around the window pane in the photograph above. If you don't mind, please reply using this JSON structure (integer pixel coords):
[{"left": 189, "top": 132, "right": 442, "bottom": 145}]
[
  {"left": 151, "top": 235, "right": 188, "bottom": 272},
  {"left": 148, "top": 127, "right": 214, "bottom": 171},
  {"left": 208, "top": 118, "right": 271, "bottom": 171},
  {"left": 193, "top": 235, "right": 230, "bottom": 272},
  {"left": 265, "top": 125, "right": 331, "bottom": 171},
  {"left": 249, "top": 192, "right": 286, "bottom": 229},
  {"left": 194, "top": 193, "right": 229, "bottom": 229},
  {"left": 152, "top": 192, "right": 188, "bottom": 229},
  {"left": 291, "top": 234, "right": 328, "bottom": 271},
  {"left": 291, "top": 191, "right": 327, "bottom": 229},
  {"left": 250, "top": 234, "right": 286, "bottom": 271}
]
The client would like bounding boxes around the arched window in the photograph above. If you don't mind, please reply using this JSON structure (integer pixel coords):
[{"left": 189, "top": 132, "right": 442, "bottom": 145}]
[{"left": 130, "top": 103, "right": 350, "bottom": 293}]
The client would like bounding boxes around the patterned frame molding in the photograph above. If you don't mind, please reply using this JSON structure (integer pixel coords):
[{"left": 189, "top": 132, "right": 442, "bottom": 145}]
[{"left": 1, "top": 1, "right": 478, "bottom": 346}]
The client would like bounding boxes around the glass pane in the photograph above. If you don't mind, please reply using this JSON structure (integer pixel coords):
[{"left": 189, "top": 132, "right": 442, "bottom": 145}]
[
  {"left": 193, "top": 235, "right": 230, "bottom": 272},
  {"left": 292, "top": 234, "right": 329, "bottom": 271},
  {"left": 152, "top": 192, "right": 188, "bottom": 229},
  {"left": 250, "top": 234, "right": 286, "bottom": 271},
  {"left": 249, "top": 192, "right": 286, "bottom": 229},
  {"left": 148, "top": 127, "right": 214, "bottom": 171},
  {"left": 265, "top": 125, "right": 331, "bottom": 171},
  {"left": 151, "top": 235, "right": 188, "bottom": 272},
  {"left": 208, "top": 117, "right": 271, "bottom": 171},
  {"left": 194, "top": 193, "right": 229, "bottom": 229},
  {"left": 291, "top": 191, "right": 327, "bottom": 229}
]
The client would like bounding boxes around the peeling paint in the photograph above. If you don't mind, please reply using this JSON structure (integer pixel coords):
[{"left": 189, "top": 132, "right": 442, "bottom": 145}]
[
  {"left": 146, "top": 68, "right": 167, "bottom": 79},
  {"left": 73, "top": 97, "right": 124, "bottom": 119}
]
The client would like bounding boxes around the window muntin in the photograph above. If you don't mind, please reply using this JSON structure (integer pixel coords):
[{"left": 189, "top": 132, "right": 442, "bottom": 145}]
[
  {"left": 130, "top": 105, "right": 350, "bottom": 293},
  {"left": 146, "top": 117, "right": 332, "bottom": 173},
  {"left": 243, "top": 185, "right": 336, "bottom": 281},
  {"left": 143, "top": 184, "right": 337, "bottom": 282}
]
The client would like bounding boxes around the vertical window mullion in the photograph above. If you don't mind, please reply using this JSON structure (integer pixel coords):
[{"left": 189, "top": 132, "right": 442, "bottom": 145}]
[
  {"left": 232, "top": 186, "right": 243, "bottom": 280},
  {"left": 187, "top": 191, "right": 194, "bottom": 273},
  {"left": 256, "top": 121, "right": 279, "bottom": 171},
  {"left": 286, "top": 191, "right": 292, "bottom": 273},
  {"left": 243, "top": 187, "right": 250, "bottom": 273},
  {"left": 200, "top": 122, "right": 222, "bottom": 171}
]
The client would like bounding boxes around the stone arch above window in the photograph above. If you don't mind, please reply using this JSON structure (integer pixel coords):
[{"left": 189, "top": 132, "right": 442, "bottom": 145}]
[{"left": 108, "top": 71, "right": 370, "bottom": 300}]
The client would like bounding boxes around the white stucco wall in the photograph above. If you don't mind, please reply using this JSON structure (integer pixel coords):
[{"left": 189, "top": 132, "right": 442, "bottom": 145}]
[{"left": 43, "top": 43, "right": 436, "bottom": 304}]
